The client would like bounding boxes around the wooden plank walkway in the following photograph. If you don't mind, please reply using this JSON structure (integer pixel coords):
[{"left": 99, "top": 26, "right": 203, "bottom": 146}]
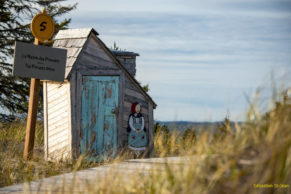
[{"left": 0, "top": 157, "right": 192, "bottom": 194}]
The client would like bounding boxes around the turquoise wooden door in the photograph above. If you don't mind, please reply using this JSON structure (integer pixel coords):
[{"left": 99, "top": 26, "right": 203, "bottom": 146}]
[{"left": 81, "top": 76, "right": 119, "bottom": 159}]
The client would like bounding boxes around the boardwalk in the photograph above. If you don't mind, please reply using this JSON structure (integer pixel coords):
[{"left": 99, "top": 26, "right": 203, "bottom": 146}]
[{"left": 0, "top": 157, "right": 192, "bottom": 194}]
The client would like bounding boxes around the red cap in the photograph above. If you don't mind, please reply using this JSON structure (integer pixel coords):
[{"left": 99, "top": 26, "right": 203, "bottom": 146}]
[{"left": 131, "top": 102, "right": 139, "bottom": 113}]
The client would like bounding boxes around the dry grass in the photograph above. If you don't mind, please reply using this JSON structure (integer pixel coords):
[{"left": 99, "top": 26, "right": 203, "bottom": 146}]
[
  {"left": 0, "top": 120, "right": 101, "bottom": 187},
  {"left": 76, "top": 94, "right": 291, "bottom": 194},
  {"left": 0, "top": 94, "right": 290, "bottom": 194}
]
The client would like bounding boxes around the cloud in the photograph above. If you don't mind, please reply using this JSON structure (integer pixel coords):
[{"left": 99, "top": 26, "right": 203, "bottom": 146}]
[{"left": 67, "top": 0, "right": 291, "bottom": 121}]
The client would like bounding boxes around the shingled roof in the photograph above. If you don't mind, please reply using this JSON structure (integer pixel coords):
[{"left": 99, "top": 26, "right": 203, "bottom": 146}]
[
  {"left": 53, "top": 28, "right": 93, "bottom": 77},
  {"left": 53, "top": 28, "right": 157, "bottom": 108}
]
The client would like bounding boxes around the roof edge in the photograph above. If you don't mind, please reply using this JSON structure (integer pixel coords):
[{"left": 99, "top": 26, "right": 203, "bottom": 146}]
[
  {"left": 91, "top": 35, "right": 157, "bottom": 108},
  {"left": 54, "top": 28, "right": 99, "bottom": 40},
  {"left": 54, "top": 28, "right": 156, "bottom": 108},
  {"left": 111, "top": 50, "right": 140, "bottom": 57}
]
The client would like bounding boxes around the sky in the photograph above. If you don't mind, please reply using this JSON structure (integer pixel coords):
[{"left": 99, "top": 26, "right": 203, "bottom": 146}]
[{"left": 65, "top": 0, "right": 291, "bottom": 121}]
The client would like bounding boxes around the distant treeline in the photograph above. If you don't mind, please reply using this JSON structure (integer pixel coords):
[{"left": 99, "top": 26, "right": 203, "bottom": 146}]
[{"left": 154, "top": 120, "right": 242, "bottom": 132}]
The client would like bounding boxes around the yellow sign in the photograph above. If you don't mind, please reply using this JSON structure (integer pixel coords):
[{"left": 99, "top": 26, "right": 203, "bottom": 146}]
[{"left": 31, "top": 9, "right": 54, "bottom": 42}]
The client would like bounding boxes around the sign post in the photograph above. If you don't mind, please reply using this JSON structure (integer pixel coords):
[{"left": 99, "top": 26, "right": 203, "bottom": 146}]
[
  {"left": 23, "top": 40, "right": 40, "bottom": 160},
  {"left": 23, "top": 9, "right": 55, "bottom": 160}
]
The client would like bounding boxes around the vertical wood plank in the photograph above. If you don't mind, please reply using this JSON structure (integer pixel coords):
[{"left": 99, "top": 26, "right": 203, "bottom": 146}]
[
  {"left": 43, "top": 81, "right": 48, "bottom": 160},
  {"left": 70, "top": 71, "right": 78, "bottom": 159},
  {"left": 148, "top": 102, "right": 154, "bottom": 156},
  {"left": 75, "top": 71, "right": 82, "bottom": 157},
  {"left": 66, "top": 83, "right": 72, "bottom": 160},
  {"left": 23, "top": 78, "right": 40, "bottom": 160},
  {"left": 23, "top": 38, "right": 41, "bottom": 160},
  {"left": 117, "top": 74, "right": 125, "bottom": 148}
]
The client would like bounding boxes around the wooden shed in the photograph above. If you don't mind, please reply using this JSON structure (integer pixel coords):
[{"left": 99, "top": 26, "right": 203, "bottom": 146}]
[{"left": 43, "top": 28, "right": 157, "bottom": 160}]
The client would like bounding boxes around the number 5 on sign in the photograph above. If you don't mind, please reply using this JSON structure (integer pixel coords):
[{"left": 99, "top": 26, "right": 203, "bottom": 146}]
[{"left": 31, "top": 9, "right": 54, "bottom": 42}]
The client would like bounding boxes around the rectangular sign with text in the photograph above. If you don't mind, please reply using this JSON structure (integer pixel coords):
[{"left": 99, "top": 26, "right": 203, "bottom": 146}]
[{"left": 13, "top": 41, "right": 67, "bottom": 82}]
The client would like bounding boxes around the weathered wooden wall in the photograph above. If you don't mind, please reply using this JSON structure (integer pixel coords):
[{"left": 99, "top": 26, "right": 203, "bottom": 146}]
[
  {"left": 76, "top": 36, "right": 119, "bottom": 72},
  {"left": 47, "top": 29, "right": 156, "bottom": 160},
  {"left": 70, "top": 34, "right": 154, "bottom": 155},
  {"left": 44, "top": 81, "right": 72, "bottom": 160},
  {"left": 115, "top": 55, "right": 137, "bottom": 77},
  {"left": 121, "top": 76, "right": 153, "bottom": 152}
]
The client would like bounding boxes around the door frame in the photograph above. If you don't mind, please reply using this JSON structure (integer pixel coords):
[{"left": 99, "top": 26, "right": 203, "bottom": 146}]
[{"left": 70, "top": 70, "right": 124, "bottom": 159}]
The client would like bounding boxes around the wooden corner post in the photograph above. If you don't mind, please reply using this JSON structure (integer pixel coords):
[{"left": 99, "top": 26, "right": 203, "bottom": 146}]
[{"left": 23, "top": 40, "right": 41, "bottom": 160}]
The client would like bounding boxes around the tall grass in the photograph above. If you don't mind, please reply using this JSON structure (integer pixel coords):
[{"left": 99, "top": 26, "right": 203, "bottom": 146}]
[
  {"left": 77, "top": 93, "right": 291, "bottom": 194},
  {"left": 0, "top": 121, "right": 99, "bottom": 187},
  {"left": 0, "top": 93, "right": 290, "bottom": 193}
]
